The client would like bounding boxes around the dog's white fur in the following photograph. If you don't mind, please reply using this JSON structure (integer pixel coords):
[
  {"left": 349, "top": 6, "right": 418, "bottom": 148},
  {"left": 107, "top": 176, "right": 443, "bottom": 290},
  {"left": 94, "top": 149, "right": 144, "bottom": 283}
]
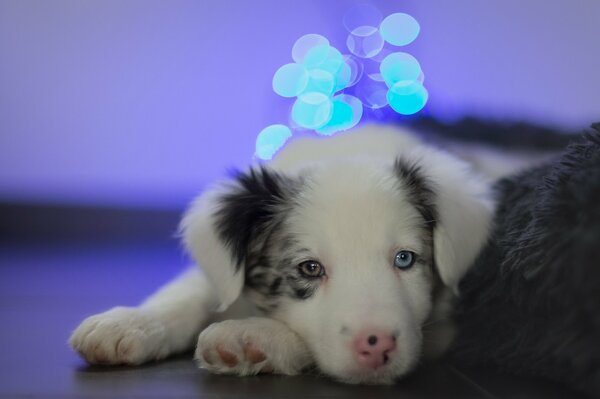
[{"left": 70, "top": 125, "right": 494, "bottom": 384}]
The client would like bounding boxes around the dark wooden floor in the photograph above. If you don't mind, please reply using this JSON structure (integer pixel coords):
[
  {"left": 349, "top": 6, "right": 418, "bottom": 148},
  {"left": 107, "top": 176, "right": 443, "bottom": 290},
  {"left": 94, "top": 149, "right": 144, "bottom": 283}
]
[{"left": 0, "top": 241, "right": 588, "bottom": 398}]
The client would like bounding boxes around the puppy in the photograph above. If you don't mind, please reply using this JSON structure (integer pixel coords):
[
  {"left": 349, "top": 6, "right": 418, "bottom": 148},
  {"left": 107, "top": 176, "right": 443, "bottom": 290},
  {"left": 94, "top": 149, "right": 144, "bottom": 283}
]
[{"left": 70, "top": 125, "right": 494, "bottom": 384}]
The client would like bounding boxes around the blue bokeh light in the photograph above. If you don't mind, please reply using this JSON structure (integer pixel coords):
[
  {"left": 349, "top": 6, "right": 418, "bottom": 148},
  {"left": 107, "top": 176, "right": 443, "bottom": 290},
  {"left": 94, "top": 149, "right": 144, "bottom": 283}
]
[
  {"left": 380, "top": 52, "right": 422, "bottom": 88},
  {"left": 333, "top": 62, "right": 351, "bottom": 92},
  {"left": 380, "top": 13, "right": 420, "bottom": 46},
  {"left": 303, "top": 69, "right": 335, "bottom": 95},
  {"left": 338, "top": 94, "right": 363, "bottom": 129},
  {"left": 387, "top": 80, "right": 428, "bottom": 115},
  {"left": 316, "top": 96, "right": 354, "bottom": 136},
  {"left": 303, "top": 45, "right": 333, "bottom": 69},
  {"left": 315, "top": 94, "right": 363, "bottom": 135},
  {"left": 261, "top": 7, "right": 427, "bottom": 156},
  {"left": 272, "top": 63, "right": 309, "bottom": 97},
  {"left": 342, "top": 54, "right": 364, "bottom": 87},
  {"left": 292, "top": 34, "right": 330, "bottom": 64},
  {"left": 255, "top": 124, "right": 293, "bottom": 160},
  {"left": 305, "top": 45, "right": 344, "bottom": 75},
  {"left": 346, "top": 26, "right": 385, "bottom": 59},
  {"left": 291, "top": 92, "right": 333, "bottom": 129}
]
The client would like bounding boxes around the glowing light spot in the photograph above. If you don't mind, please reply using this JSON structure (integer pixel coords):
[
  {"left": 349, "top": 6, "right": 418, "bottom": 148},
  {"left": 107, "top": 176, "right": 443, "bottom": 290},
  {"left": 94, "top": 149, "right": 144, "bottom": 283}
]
[
  {"left": 346, "top": 26, "right": 385, "bottom": 59},
  {"left": 302, "top": 69, "right": 335, "bottom": 95},
  {"left": 260, "top": 6, "right": 428, "bottom": 153},
  {"left": 316, "top": 96, "right": 354, "bottom": 136},
  {"left": 388, "top": 79, "right": 421, "bottom": 95},
  {"left": 380, "top": 13, "right": 420, "bottom": 46},
  {"left": 387, "top": 80, "right": 428, "bottom": 115},
  {"left": 304, "top": 45, "right": 344, "bottom": 74},
  {"left": 292, "top": 34, "right": 329, "bottom": 64},
  {"left": 338, "top": 94, "right": 363, "bottom": 128},
  {"left": 318, "top": 94, "right": 363, "bottom": 137},
  {"left": 291, "top": 92, "right": 333, "bottom": 129},
  {"left": 272, "top": 63, "right": 309, "bottom": 98},
  {"left": 343, "top": 3, "right": 383, "bottom": 33},
  {"left": 303, "top": 45, "right": 334, "bottom": 69},
  {"left": 355, "top": 77, "right": 389, "bottom": 109},
  {"left": 380, "top": 52, "right": 421, "bottom": 88},
  {"left": 343, "top": 54, "right": 364, "bottom": 88},
  {"left": 320, "top": 60, "right": 345, "bottom": 79},
  {"left": 255, "top": 124, "right": 292, "bottom": 160},
  {"left": 334, "top": 61, "right": 352, "bottom": 92}
]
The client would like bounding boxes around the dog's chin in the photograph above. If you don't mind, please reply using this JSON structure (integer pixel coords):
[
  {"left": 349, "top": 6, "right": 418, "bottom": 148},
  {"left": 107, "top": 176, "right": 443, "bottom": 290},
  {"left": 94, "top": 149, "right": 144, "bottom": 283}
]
[{"left": 322, "top": 361, "right": 412, "bottom": 385}]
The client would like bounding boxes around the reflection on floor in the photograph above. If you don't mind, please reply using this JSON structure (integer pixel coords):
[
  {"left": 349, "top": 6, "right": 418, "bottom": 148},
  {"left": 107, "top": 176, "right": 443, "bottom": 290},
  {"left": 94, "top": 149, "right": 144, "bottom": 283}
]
[{"left": 0, "top": 241, "right": 588, "bottom": 398}]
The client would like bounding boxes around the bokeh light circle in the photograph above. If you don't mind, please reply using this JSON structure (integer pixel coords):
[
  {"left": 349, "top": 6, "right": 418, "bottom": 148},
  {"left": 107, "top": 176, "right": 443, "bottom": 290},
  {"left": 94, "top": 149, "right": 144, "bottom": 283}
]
[
  {"left": 303, "top": 45, "right": 334, "bottom": 69},
  {"left": 380, "top": 52, "right": 422, "bottom": 88},
  {"left": 343, "top": 3, "right": 383, "bottom": 33},
  {"left": 334, "top": 61, "right": 352, "bottom": 92},
  {"left": 264, "top": 7, "right": 428, "bottom": 146},
  {"left": 292, "top": 34, "right": 330, "bottom": 64},
  {"left": 379, "top": 13, "right": 420, "bottom": 46},
  {"left": 316, "top": 96, "right": 355, "bottom": 136},
  {"left": 343, "top": 54, "right": 364, "bottom": 88},
  {"left": 303, "top": 69, "right": 335, "bottom": 95},
  {"left": 255, "top": 124, "right": 293, "bottom": 160},
  {"left": 336, "top": 94, "right": 363, "bottom": 129},
  {"left": 292, "top": 92, "right": 333, "bottom": 129},
  {"left": 388, "top": 79, "right": 421, "bottom": 95},
  {"left": 272, "top": 63, "right": 309, "bottom": 97},
  {"left": 315, "top": 46, "right": 345, "bottom": 76},
  {"left": 387, "top": 80, "right": 428, "bottom": 115},
  {"left": 303, "top": 45, "right": 344, "bottom": 75},
  {"left": 346, "top": 26, "right": 385, "bottom": 59}
]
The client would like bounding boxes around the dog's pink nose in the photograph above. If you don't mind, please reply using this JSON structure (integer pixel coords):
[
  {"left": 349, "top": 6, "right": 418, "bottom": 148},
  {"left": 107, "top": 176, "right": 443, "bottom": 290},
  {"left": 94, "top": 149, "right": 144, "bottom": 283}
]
[{"left": 354, "top": 331, "right": 397, "bottom": 369}]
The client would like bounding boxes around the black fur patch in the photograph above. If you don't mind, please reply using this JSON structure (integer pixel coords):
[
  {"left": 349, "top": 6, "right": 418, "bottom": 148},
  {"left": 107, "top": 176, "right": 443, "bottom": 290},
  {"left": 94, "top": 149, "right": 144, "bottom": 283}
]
[
  {"left": 285, "top": 272, "right": 321, "bottom": 300},
  {"left": 214, "top": 170, "right": 323, "bottom": 310},
  {"left": 245, "top": 236, "right": 324, "bottom": 309},
  {"left": 213, "top": 167, "right": 299, "bottom": 271},
  {"left": 452, "top": 125, "right": 600, "bottom": 396},
  {"left": 394, "top": 158, "right": 438, "bottom": 230}
]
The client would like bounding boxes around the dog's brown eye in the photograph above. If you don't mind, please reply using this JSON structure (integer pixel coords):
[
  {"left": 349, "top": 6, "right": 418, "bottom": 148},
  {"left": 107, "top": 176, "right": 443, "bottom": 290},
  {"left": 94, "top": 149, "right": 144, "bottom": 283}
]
[{"left": 298, "top": 260, "right": 324, "bottom": 278}]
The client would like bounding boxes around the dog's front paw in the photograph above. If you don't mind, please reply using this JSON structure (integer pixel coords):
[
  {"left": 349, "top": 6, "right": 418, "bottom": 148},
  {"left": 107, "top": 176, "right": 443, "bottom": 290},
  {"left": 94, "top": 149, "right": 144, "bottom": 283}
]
[
  {"left": 195, "top": 318, "right": 312, "bottom": 376},
  {"left": 69, "top": 307, "right": 169, "bottom": 365}
]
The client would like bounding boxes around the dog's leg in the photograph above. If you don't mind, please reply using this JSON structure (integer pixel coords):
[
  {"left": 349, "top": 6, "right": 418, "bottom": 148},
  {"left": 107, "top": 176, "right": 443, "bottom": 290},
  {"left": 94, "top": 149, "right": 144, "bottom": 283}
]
[
  {"left": 70, "top": 267, "right": 215, "bottom": 365},
  {"left": 196, "top": 317, "right": 313, "bottom": 376}
]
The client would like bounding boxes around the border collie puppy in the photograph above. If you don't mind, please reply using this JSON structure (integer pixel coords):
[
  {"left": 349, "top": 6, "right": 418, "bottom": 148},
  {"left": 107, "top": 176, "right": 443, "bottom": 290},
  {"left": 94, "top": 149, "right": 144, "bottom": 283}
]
[{"left": 70, "top": 126, "right": 494, "bottom": 384}]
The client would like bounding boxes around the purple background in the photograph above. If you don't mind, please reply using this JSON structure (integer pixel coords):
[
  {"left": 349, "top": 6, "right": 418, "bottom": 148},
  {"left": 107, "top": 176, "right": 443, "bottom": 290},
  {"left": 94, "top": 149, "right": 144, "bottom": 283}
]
[{"left": 1, "top": 0, "right": 599, "bottom": 209}]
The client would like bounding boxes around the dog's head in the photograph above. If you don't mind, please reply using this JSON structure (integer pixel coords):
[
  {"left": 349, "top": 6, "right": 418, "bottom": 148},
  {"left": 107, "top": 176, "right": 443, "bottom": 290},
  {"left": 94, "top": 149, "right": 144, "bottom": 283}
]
[{"left": 181, "top": 139, "right": 493, "bottom": 384}]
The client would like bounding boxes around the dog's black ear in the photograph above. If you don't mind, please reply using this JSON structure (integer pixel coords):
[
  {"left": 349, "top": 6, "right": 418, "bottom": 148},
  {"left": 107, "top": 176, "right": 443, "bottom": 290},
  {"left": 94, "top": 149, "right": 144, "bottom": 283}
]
[
  {"left": 180, "top": 167, "right": 296, "bottom": 311},
  {"left": 395, "top": 151, "right": 494, "bottom": 292}
]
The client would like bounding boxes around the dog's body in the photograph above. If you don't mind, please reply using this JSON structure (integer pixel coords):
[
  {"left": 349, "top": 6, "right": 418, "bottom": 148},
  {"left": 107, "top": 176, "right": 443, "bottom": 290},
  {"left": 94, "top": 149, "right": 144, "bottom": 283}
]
[
  {"left": 451, "top": 127, "right": 600, "bottom": 395},
  {"left": 70, "top": 125, "right": 494, "bottom": 384}
]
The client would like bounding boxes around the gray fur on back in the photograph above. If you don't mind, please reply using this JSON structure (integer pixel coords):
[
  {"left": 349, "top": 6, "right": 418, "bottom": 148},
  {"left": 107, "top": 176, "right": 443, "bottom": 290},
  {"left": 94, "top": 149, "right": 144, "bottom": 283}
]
[{"left": 451, "top": 124, "right": 600, "bottom": 396}]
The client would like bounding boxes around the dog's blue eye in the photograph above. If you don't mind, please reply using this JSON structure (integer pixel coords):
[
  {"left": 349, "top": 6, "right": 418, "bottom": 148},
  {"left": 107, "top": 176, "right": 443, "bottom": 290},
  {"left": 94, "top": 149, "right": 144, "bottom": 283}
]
[{"left": 394, "top": 251, "right": 416, "bottom": 269}]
